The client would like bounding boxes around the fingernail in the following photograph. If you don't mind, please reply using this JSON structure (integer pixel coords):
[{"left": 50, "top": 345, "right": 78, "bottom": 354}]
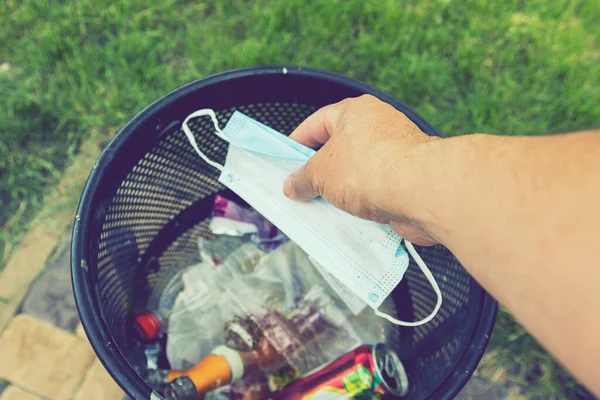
[{"left": 283, "top": 175, "right": 293, "bottom": 197}]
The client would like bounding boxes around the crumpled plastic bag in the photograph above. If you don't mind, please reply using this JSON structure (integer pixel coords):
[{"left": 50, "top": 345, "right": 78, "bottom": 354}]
[
  {"left": 166, "top": 240, "right": 397, "bottom": 373},
  {"left": 166, "top": 254, "right": 285, "bottom": 369}
]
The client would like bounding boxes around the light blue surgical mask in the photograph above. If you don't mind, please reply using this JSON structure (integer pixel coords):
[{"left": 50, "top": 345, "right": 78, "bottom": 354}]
[{"left": 183, "top": 109, "right": 442, "bottom": 326}]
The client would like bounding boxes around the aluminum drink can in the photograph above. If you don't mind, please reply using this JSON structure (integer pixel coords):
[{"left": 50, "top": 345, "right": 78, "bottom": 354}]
[{"left": 267, "top": 343, "right": 408, "bottom": 399}]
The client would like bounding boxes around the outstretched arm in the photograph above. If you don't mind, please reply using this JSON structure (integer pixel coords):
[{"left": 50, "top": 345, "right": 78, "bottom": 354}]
[{"left": 283, "top": 95, "right": 600, "bottom": 395}]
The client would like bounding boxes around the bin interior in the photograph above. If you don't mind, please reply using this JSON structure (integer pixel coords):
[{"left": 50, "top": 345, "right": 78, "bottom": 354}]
[{"left": 77, "top": 69, "right": 494, "bottom": 400}]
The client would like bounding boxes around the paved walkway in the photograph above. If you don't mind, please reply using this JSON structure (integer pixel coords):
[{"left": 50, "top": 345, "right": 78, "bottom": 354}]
[
  {"left": 0, "top": 137, "right": 125, "bottom": 400},
  {"left": 0, "top": 233, "right": 124, "bottom": 400}
]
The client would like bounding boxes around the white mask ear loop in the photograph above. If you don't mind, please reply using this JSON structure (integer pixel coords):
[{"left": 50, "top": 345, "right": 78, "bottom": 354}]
[
  {"left": 182, "top": 109, "right": 226, "bottom": 171},
  {"left": 374, "top": 240, "right": 442, "bottom": 327}
]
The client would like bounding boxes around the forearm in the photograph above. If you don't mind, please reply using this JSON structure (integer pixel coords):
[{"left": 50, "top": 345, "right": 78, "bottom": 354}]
[
  {"left": 284, "top": 95, "right": 600, "bottom": 393},
  {"left": 397, "top": 131, "right": 600, "bottom": 393}
]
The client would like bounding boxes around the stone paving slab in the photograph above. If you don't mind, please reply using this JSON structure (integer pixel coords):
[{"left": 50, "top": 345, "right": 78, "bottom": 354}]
[
  {"left": 75, "top": 322, "right": 87, "bottom": 341},
  {"left": 0, "top": 315, "right": 95, "bottom": 400},
  {"left": 0, "top": 224, "right": 63, "bottom": 300},
  {"left": 0, "top": 386, "right": 43, "bottom": 400},
  {"left": 21, "top": 271, "right": 78, "bottom": 332},
  {"left": 0, "top": 136, "right": 106, "bottom": 333},
  {"left": 0, "top": 301, "right": 20, "bottom": 336},
  {"left": 73, "top": 359, "right": 124, "bottom": 400},
  {"left": 44, "top": 235, "right": 72, "bottom": 275},
  {"left": 0, "top": 224, "right": 66, "bottom": 332},
  {"left": 21, "top": 235, "right": 78, "bottom": 332}
]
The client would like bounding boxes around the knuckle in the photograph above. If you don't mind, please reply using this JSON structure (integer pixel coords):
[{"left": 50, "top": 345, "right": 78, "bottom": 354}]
[
  {"left": 358, "top": 94, "right": 378, "bottom": 102},
  {"left": 336, "top": 97, "right": 353, "bottom": 109},
  {"left": 340, "top": 94, "right": 381, "bottom": 116}
]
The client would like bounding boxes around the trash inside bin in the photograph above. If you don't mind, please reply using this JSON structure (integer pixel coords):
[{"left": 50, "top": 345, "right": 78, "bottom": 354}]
[
  {"left": 71, "top": 66, "right": 497, "bottom": 400},
  {"left": 141, "top": 195, "right": 397, "bottom": 398}
]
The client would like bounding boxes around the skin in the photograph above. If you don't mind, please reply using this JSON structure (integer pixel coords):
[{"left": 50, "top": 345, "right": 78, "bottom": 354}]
[{"left": 282, "top": 95, "right": 600, "bottom": 396}]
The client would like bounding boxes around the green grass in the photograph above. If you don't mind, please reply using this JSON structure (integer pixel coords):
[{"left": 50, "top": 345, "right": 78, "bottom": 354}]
[{"left": 1, "top": 0, "right": 598, "bottom": 398}]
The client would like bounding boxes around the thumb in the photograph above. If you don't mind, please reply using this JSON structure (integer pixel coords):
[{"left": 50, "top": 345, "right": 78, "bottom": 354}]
[{"left": 283, "top": 162, "right": 319, "bottom": 201}]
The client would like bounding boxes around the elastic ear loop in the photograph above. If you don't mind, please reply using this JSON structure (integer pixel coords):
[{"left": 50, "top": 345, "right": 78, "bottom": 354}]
[
  {"left": 182, "top": 109, "right": 226, "bottom": 171},
  {"left": 374, "top": 240, "right": 442, "bottom": 327},
  {"left": 184, "top": 110, "right": 443, "bottom": 326}
]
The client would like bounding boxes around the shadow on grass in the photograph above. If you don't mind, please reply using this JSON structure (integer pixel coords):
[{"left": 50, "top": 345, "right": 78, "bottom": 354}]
[{"left": 469, "top": 307, "right": 595, "bottom": 400}]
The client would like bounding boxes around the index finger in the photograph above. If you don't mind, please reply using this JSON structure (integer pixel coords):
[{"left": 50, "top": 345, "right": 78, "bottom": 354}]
[{"left": 289, "top": 102, "right": 342, "bottom": 149}]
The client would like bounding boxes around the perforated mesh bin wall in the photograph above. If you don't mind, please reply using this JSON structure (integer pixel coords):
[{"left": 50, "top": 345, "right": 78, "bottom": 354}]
[{"left": 72, "top": 67, "right": 497, "bottom": 400}]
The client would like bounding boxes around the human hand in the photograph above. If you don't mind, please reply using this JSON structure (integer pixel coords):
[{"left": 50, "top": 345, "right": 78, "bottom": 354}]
[{"left": 283, "top": 95, "right": 439, "bottom": 245}]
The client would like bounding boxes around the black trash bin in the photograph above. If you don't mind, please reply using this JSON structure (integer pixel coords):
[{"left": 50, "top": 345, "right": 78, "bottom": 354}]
[{"left": 71, "top": 66, "right": 497, "bottom": 400}]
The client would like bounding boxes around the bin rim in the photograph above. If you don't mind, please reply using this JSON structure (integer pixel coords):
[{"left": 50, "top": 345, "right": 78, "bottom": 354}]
[{"left": 71, "top": 65, "right": 498, "bottom": 400}]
